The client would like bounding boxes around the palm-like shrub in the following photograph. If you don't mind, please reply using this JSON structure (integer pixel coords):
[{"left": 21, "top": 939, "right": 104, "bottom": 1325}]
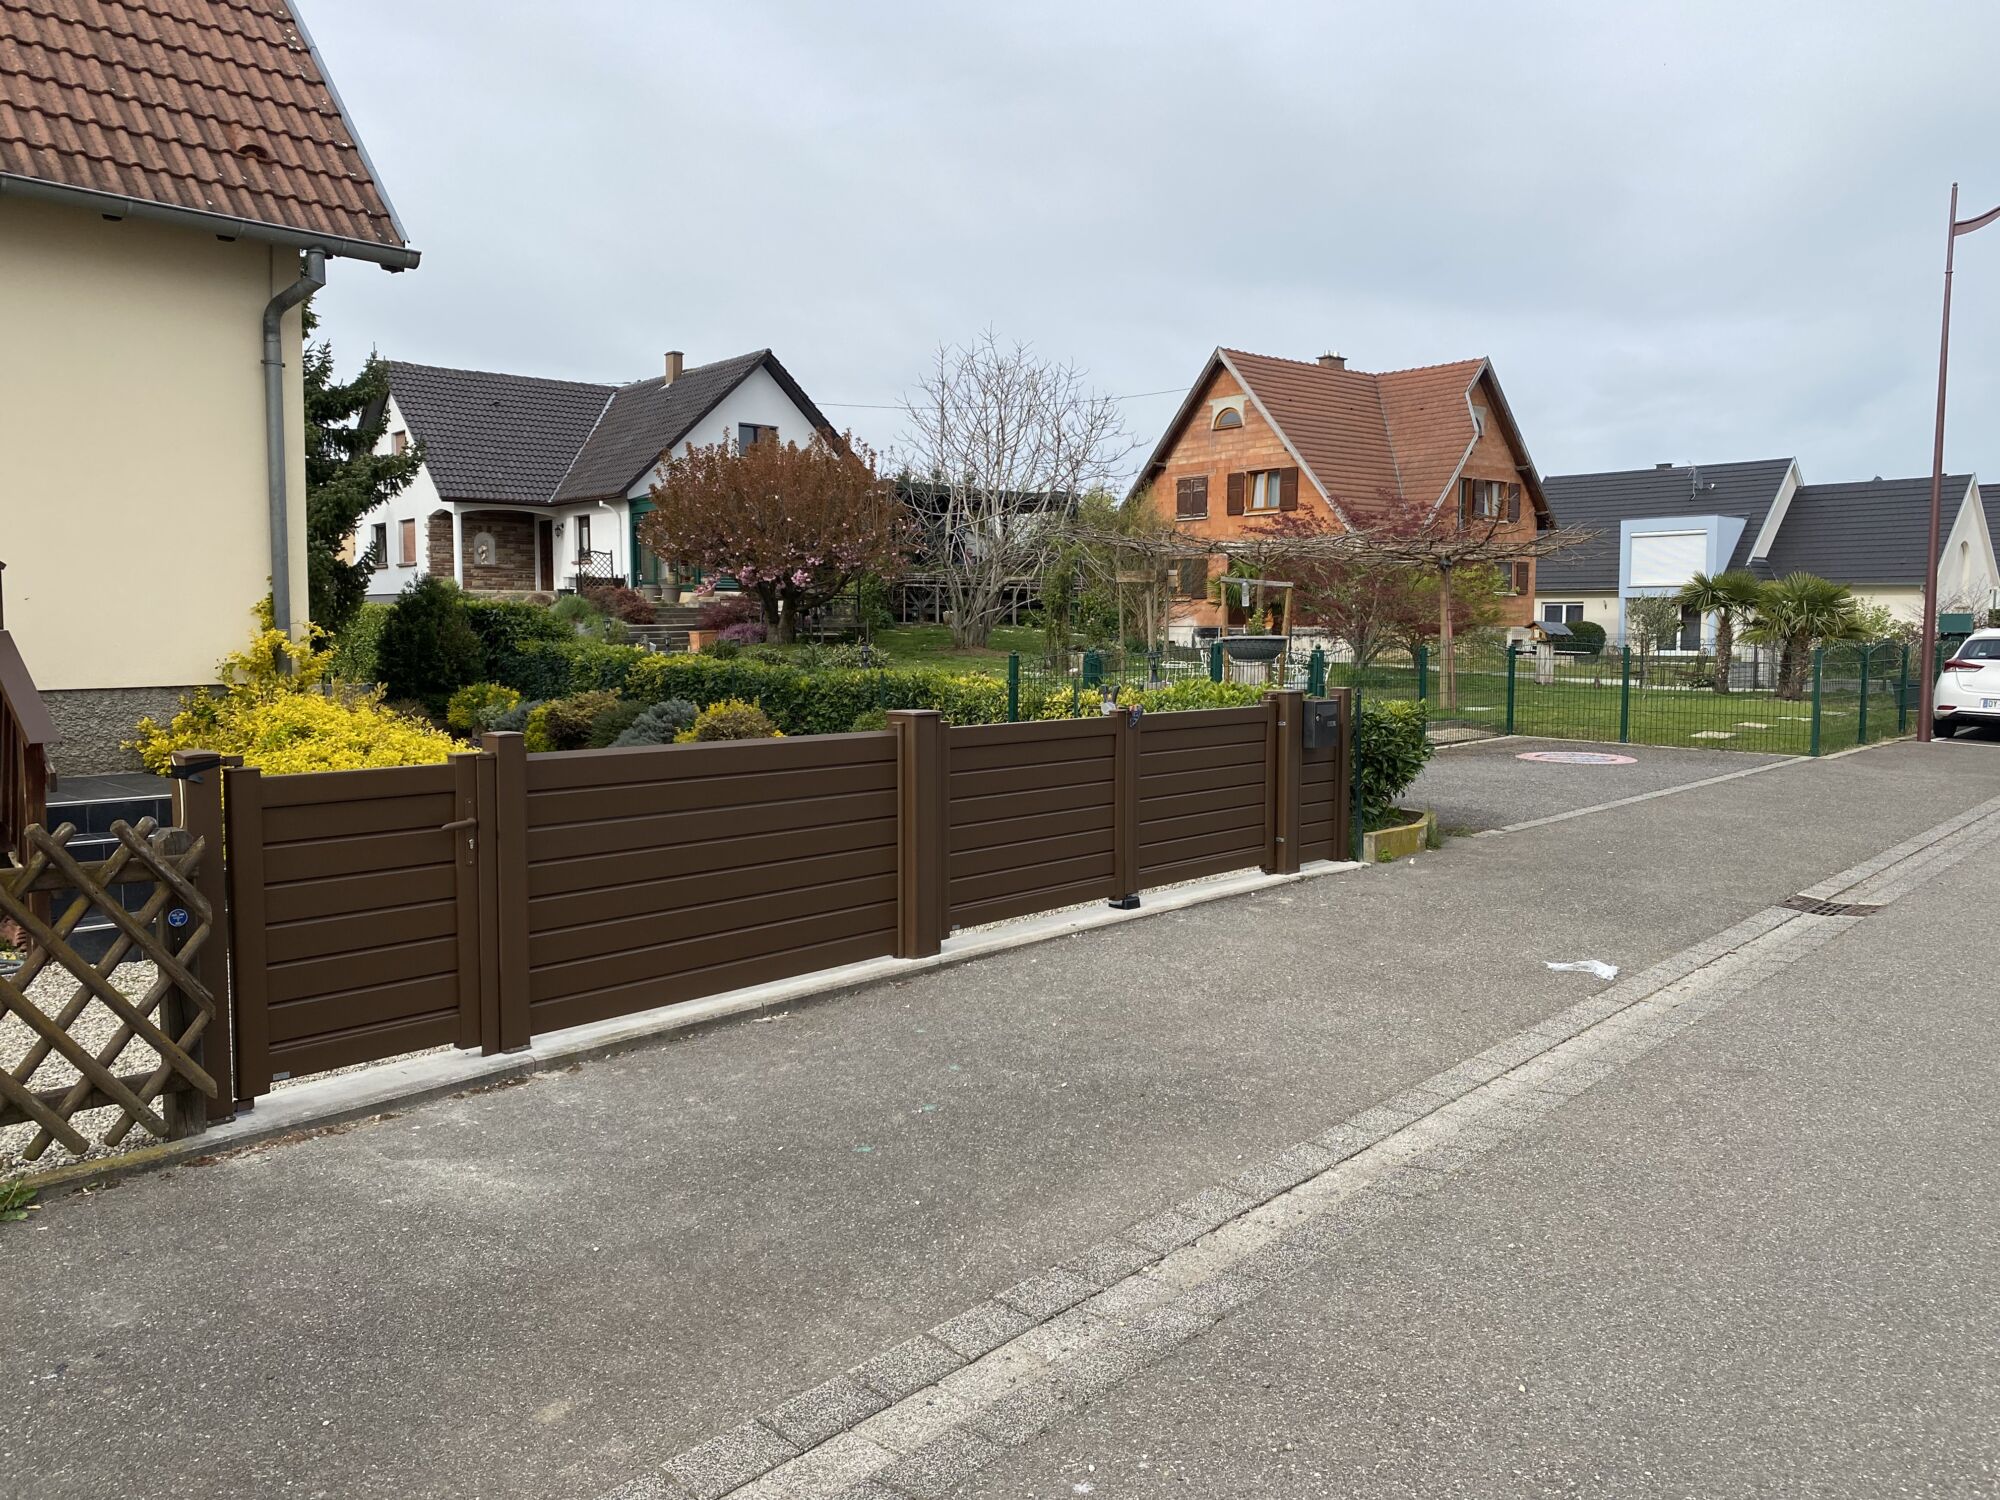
[
  {"left": 1747, "top": 572, "right": 1866, "bottom": 699},
  {"left": 1676, "top": 569, "right": 1763, "bottom": 693}
]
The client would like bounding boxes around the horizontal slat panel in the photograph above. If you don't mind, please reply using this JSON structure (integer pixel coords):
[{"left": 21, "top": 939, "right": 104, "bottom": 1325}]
[
  {"left": 528, "top": 788, "right": 895, "bottom": 864},
  {"left": 1138, "top": 720, "right": 1266, "bottom": 755},
  {"left": 266, "top": 935, "right": 458, "bottom": 1005},
  {"left": 1138, "top": 804, "right": 1265, "bottom": 850},
  {"left": 529, "top": 846, "right": 896, "bottom": 934},
  {"left": 1139, "top": 777, "right": 1264, "bottom": 818},
  {"left": 264, "top": 900, "right": 457, "bottom": 966},
  {"left": 257, "top": 762, "right": 455, "bottom": 808},
  {"left": 268, "top": 1011, "right": 460, "bottom": 1077},
  {"left": 268, "top": 971, "right": 459, "bottom": 1043},
  {"left": 1138, "top": 745, "right": 1265, "bottom": 782},
  {"left": 949, "top": 732, "right": 1114, "bottom": 774},
  {"left": 526, "top": 760, "right": 894, "bottom": 828},
  {"left": 262, "top": 791, "right": 455, "bottom": 845},
  {"left": 530, "top": 908, "right": 897, "bottom": 1005},
  {"left": 528, "top": 818, "right": 894, "bottom": 899},
  {"left": 948, "top": 759, "right": 1114, "bottom": 801},
  {"left": 951, "top": 802, "right": 1113, "bottom": 851},
  {"left": 947, "top": 718, "right": 1115, "bottom": 751},
  {"left": 952, "top": 879, "right": 1114, "bottom": 931},
  {"left": 950, "top": 779, "right": 1108, "bottom": 828},
  {"left": 527, "top": 930, "right": 896, "bottom": 1036},
  {"left": 263, "top": 864, "right": 455, "bottom": 924},
  {"left": 263, "top": 826, "right": 454, "bottom": 885},
  {"left": 949, "top": 826, "right": 1113, "bottom": 880},
  {"left": 1136, "top": 762, "right": 1267, "bottom": 801},
  {"left": 524, "top": 732, "right": 894, "bottom": 792},
  {"left": 1140, "top": 706, "right": 1267, "bottom": 732},
  {"left": 1139, "top": 849, "right": 1262, "bottom": 888},
  {"left": 529, "top": 874, "right": 896, "bottom": 967},
  {"left": 1139, "top": 825, "right": 1263, "bottom": 873},
  {"left": 950, "top": 852, "right": 1114, "bottom": 909}
]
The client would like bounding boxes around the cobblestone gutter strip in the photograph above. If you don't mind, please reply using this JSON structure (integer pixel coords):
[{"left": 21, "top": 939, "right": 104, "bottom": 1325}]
[{"left": 611, "top": 792, "right": 2000, "bottom": 1500}]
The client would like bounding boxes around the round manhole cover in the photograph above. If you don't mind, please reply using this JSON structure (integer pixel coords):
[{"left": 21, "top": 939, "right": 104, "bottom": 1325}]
[{"left": 1516, "top": 750, "right": 1637, "bottom": 765}]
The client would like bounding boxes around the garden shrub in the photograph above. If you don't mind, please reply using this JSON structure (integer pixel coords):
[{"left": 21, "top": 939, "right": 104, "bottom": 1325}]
[
  {"left": 849, "top": 707, "right": 889, "bottom": 731},
  {"left": 446, "top": 682, "right": 521, "bottom": 734},
  {"left": 485, "top": 697, "right": 541, "bottom": 734},
  {"left": 585, "top": 699, "right": 649, "bottom": 748},
  {"left": 1356, "top": 699, "right": 1431, "bottom": 830},
  {"left": 582, "top": 582, "right": 656, "bottom": 624},
  {"left": 1563, "top": 620, "right": 1607, "bottom": 655},
  {"left": 133, "top": 610, "right": 463, "bottom": 775},
  {"left": 609, "top": 699, "right": 698, "bottom": 747},
  {"left": 748, "top": 641, "right": 869, "bottom": 671},
  {"left": 717, "top": 620, "right": 767, "bottom": 646},
  {"left": 378, "top": 576, "right": 484, "bottom": 709},
  {"left": 532, "top": 690, "right": 622, "bottom": 752},
  {"left": 681, "top": 699, "right": 781, "bottom": 742},
  {"left": 695, "top": 595, "right": 761, "bottom": 632},
  {"left": 550, "top": 592, "right": 628, "bottom": 643},
  {"left": 461, "top": 596, "right": 570, "bottom": 681},
  {"left": 328, "top": 601, "right": 390, "bottom": 683}
]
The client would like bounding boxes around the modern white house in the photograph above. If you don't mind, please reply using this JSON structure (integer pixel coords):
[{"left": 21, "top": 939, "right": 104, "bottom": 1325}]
[
  {"left": 357, "top": 350, "right": 834, "bottom": 601},
  {"left": 0, "top": 0, "right": 415, "bottom": 769},
  {"left": 1537, "top": 459, "right": 2000, "bottom": 647}
]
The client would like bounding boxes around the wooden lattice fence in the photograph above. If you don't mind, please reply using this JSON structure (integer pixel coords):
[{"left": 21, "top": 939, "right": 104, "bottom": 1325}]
[{"left": 0, "top": 753, "right": 232, "bottom": 1164}]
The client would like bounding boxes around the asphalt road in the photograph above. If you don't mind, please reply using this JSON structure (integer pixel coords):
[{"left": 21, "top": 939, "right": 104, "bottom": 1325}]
[{"left": 3, "top": 740, "right": 1997, "bottom": 1499}]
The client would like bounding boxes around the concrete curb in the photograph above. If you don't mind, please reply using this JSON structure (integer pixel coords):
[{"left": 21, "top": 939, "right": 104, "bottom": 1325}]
[{"left": 15, "top": 857, "right": 1364, "bottom": 1200}]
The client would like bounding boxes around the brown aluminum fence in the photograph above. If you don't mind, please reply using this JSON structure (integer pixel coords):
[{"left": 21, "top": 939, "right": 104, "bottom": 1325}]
[{"left": 7, "top": 689, "right": 1351, "bottom": 1169}]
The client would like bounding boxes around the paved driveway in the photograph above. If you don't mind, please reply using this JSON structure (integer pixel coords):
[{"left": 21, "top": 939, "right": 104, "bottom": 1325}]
[{"left": 1413, "top": 735, "right": 1794, "bottom": 833}]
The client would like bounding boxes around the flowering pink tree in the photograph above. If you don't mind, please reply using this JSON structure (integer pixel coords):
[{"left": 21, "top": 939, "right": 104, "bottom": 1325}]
[{"left": 638, "top": 433, "right": 906, "bottom": 642}]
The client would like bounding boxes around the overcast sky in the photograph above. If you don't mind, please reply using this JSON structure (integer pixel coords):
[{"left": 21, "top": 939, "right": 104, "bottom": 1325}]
[{"left": 307, "top": 0, "right": 2000, "bottom": 489}]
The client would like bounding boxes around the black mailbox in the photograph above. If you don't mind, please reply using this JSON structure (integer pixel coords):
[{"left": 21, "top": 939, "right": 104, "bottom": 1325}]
[{"left": 1303, "top": 696, "right": 1342, "bottom": 751}]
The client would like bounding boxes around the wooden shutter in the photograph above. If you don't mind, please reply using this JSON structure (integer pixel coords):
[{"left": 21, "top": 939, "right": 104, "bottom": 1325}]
[
  {"left": 1175, "top": 477, "right": 1194, "bottom": 518},
  {"left": 1177, "top": 559, "right": 1206, "bottom": 598},
  {"left": 1507, "top": 484, "right": 1521, "bottom": 522},
  {"left": 398, "top": 517, "right": 416, "bottom": 565},
  {"left": 1189, "top": 475, "right": 1207, "bottom": 517},
  {"left": 1278, "top": 467, "right": 1300, "bottom": 511},
  {"left": 1512, "top": 562, "right": 1530, "bottom": 596},
  {"left": 1226, "top": 472, "right": 1246, "bottom": 516},
  {"left": 1459, "top": 479, "right": 1474, "bottom": 529}
]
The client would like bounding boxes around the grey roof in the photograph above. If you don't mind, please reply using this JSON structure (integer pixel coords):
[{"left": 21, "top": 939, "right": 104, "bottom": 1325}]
[
  {"left": 1538, "top": 458, "right": 1796, "bottom": 592},
  {"left": 1764, "top": 476, "right": 1975, "bottom": 586},
  {"left": 1982, "top": 484, "right": 2000, "bottom": 553},
  {"left": 385, "top": 362, "right": 613, "bottom": 506},
  {"left": 385, "top": 350, "right": 835, "bottom": 509},
  {"left": 551, "top": 349, "right": 835, "bottom": 503}
]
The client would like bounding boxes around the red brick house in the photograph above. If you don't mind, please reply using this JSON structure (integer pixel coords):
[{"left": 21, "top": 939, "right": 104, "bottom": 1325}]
[{"left": 1132, "top": 348, "right": 1552, "bottom": 634}]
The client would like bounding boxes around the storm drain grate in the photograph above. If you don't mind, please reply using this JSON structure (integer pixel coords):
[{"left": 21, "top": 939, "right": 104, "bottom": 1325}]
[{"left": 1782, "top": 895, "right": 1883, "bottom": 918}]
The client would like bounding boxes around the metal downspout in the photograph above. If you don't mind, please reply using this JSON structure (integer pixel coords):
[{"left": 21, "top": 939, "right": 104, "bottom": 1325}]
[{"left": 264, "top": 249, "right": 326, "bottom": 636}]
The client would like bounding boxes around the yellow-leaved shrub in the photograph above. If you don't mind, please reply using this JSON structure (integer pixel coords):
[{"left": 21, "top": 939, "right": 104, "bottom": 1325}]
[{"left": 132, "top": 606, "right": 466, "bottom": 776}]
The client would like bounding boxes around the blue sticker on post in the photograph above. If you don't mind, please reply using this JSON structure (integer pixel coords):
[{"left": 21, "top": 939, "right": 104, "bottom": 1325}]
[{"left": 166, "top": 907, "right": 190, "bottom": 929}]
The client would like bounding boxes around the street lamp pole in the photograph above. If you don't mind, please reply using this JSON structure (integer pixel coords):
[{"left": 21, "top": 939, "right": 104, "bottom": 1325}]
[{"left": 1919, "top": 182, "right": 2000, "bottom": 742}]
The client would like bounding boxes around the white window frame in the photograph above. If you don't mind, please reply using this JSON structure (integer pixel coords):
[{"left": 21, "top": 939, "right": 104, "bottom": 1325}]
[{"left": 1541, "top": 602, "right": 1584, "bottom": 625}]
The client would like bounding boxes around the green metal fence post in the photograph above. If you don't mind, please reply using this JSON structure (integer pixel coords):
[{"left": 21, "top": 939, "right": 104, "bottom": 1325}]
[
  {"left": 1415, "top": 643, "right": 1429, "bottom": 702},
  {"left": 1006, "top": 652, "right": 1020, "bottom": 723},
  {"left": 1618, "top": 646, "right": 1632, "bottom": 743},
  {"left": 1308, "top": 645, "right": 1326, "bottom": 696},
  {"left": 1856, "top": 643, "right": 1871, "bottom": 744},
  {"left": 1897, "top": 643, "right": 1910, "bottom": 735},
  {"left": 1810, "top": 646, "right": 1824, "bottom": 756},
  {"left": 1082, "top": 649, "right": 1102, "bottom": 690},
  {"left": 1209, "top": 639, "right": 1223, "bottom": 683},
  {"left": 1504, "top": 645, "right": 1518, "bottom": 735},
  {"left": 1350, "top": 687, "right": 1365, "bottom": 862}
]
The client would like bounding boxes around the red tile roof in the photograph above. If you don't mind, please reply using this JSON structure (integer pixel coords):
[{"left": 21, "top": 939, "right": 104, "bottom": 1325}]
[{"left": 0, "top": 0, "right": 413, "bottom": 263}]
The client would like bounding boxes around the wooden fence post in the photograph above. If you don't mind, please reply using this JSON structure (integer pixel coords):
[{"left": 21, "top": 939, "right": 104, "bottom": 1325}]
[
  {"left": 1265, "top": 690, "right": 1302, "bottom": 876},
  {"left": 169, "top": 749, "right": 237, "bottom": 1127},
  {"left": 482, "top": 732, "right": 532, "bottom": 1051},
  {"left": 221, "top": 764, "right": 270, "bottom": 1104},
  {"left": 890, "top": 709, "right": 946, "bottom": 957},
  {"left": 1110, "top": 708, "right": 1140, "bottom": 906}
]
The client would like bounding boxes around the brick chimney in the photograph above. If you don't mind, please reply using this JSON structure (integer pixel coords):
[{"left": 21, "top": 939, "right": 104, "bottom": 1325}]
[
  {"left": 1317, "top": 352, "right": 1346, "bottom": 370},
  {"left": 664, "top": 350, "right": 684, "bottom": 383}
]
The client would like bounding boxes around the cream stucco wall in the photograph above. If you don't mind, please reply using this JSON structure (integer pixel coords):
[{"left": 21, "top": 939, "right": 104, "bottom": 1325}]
[{"left": 0, "top": 197, "right": 309, "bottom": 691}]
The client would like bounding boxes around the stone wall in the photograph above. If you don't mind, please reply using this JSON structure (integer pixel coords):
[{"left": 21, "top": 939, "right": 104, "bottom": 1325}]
[
  {"left": 427, "top": 510, "right": 454, "bottom": 578},
  {"left": 42, "top": 685, "right": 203, "bottom": 773},
  {"left": 460, "top": 511, "right": 540, "bottom": 592}
]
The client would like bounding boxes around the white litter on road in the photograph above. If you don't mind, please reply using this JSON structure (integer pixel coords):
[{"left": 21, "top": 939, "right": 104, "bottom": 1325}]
[{"left": 1545, "top": 959, "right": 1619, "bottom": 979}]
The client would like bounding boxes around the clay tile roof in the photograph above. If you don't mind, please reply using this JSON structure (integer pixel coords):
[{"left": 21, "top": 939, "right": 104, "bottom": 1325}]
[
  {"left": 1374, "top": 359, "right": 1492, "bottom": 518},
  {"left": 0, "top": 0, "right": 414, "bottom": 263}
]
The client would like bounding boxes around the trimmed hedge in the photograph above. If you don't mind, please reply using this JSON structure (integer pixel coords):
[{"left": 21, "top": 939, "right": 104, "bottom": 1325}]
[{"left": 1356, "top": 699, "right": 1431, "bottom": 829}]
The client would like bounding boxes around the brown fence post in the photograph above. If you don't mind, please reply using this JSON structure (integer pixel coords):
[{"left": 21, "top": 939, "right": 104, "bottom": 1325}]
[
  {"left": 473, "top": 745, "right": 503, "bottom": 1055},
  {"left": 168, "top": 749, "right": 237, "bottom": 1126},
  {"left": 1328, "top": 686, "right": 1355, "bottom": 863},
  {"left": 482, "top": 731, "right": 532, "bottom": 1051},
  {"left": 449, "top": 750, "right": 485, "bottom": 1052},
  {"left": 222, "top": 764, "right": 270, "bottom": 1104},
  {"left": 1111, "top": 708, "right": 1140, "bottom": 905},
  {"left": 890, "top": 709, "right": 947, "bottom": 957},
  {"left": 1265, "top": 690, "right": 1302, "bottom": 876}
]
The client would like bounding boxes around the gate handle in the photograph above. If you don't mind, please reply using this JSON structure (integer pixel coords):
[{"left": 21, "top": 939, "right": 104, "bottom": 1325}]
[{"left": 439, "top": 817, "right": 477, "bottom": 833}]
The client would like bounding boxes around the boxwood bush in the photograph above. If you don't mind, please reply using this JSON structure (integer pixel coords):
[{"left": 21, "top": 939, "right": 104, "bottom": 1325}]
[{"left": 1356, "top": 698, "right": 1431, "bottom": 830}]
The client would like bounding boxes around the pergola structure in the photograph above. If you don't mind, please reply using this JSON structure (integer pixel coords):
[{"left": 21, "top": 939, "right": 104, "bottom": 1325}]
[{"left": 1069, "top": 520, "right": 1598, "bottom": 708}]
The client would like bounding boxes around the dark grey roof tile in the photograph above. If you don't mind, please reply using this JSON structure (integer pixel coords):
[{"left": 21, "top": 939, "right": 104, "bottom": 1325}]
[
  {"left": 385, "top": 362, "right": 613, "bottom": 507},
  {"left": 1538, "top": 458, "right": 1796, "bottom": 592}
]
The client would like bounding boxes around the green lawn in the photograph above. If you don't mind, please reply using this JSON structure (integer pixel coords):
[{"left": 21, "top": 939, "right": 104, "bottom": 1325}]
[{"left": 855, "top": 624, "right": 1044, "bottom": 675}]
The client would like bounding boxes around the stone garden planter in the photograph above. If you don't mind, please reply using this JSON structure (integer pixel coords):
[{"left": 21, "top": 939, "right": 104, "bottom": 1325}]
[
  {"left": 1362, "top": 807, "right": 1436, "bottom": 863},
  {"left": 686, "top": 629, "right": 717, "bottom": 653}
]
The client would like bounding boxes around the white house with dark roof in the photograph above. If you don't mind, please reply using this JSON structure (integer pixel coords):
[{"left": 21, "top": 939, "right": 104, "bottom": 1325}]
[
  {"left": 1537, "top": 459, "right": 2000, "bottom": 647},
  {"left": 358, "top": 349, "right": 834, "bottom": 600}
]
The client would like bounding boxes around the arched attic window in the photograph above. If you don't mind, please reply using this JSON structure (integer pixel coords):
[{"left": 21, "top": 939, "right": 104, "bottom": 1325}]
[{"left": 1211, "top": 407, "right": 1244, "bottom": 430}]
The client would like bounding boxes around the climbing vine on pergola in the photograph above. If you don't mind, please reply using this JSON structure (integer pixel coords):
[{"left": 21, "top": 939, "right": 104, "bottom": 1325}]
[{"left": 1068, "top": 514, "right": 1596, "bottom": 708}]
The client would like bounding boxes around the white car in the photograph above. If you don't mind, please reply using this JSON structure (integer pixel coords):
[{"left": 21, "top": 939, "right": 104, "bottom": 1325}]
[{"left": 1933, "top": 627, "right": 2000, "bottom": 737}]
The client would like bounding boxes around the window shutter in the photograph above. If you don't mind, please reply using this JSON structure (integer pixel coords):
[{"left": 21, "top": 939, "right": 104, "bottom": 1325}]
[
  {"left": 1226, "top": 472, "right": 1246, "bottom": 516},
  {"left": 1279, "top": 467, "right": 1300, "bottom": 511},
  {"left": 1175, "top": 477, "right": 1194, "bottom": 518},
  {"left": 1459, "top": 479, "right": 1474, "bottom": 528},
  {"left": 1190, "top": 475, "right": 1207, "bottom": 517},
  {"left": 1513, "top": 562, "right": 1530, "bottom": 596},
  {"left": 1507, "top": 484, "right": 1521, "bottom": 523}
]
